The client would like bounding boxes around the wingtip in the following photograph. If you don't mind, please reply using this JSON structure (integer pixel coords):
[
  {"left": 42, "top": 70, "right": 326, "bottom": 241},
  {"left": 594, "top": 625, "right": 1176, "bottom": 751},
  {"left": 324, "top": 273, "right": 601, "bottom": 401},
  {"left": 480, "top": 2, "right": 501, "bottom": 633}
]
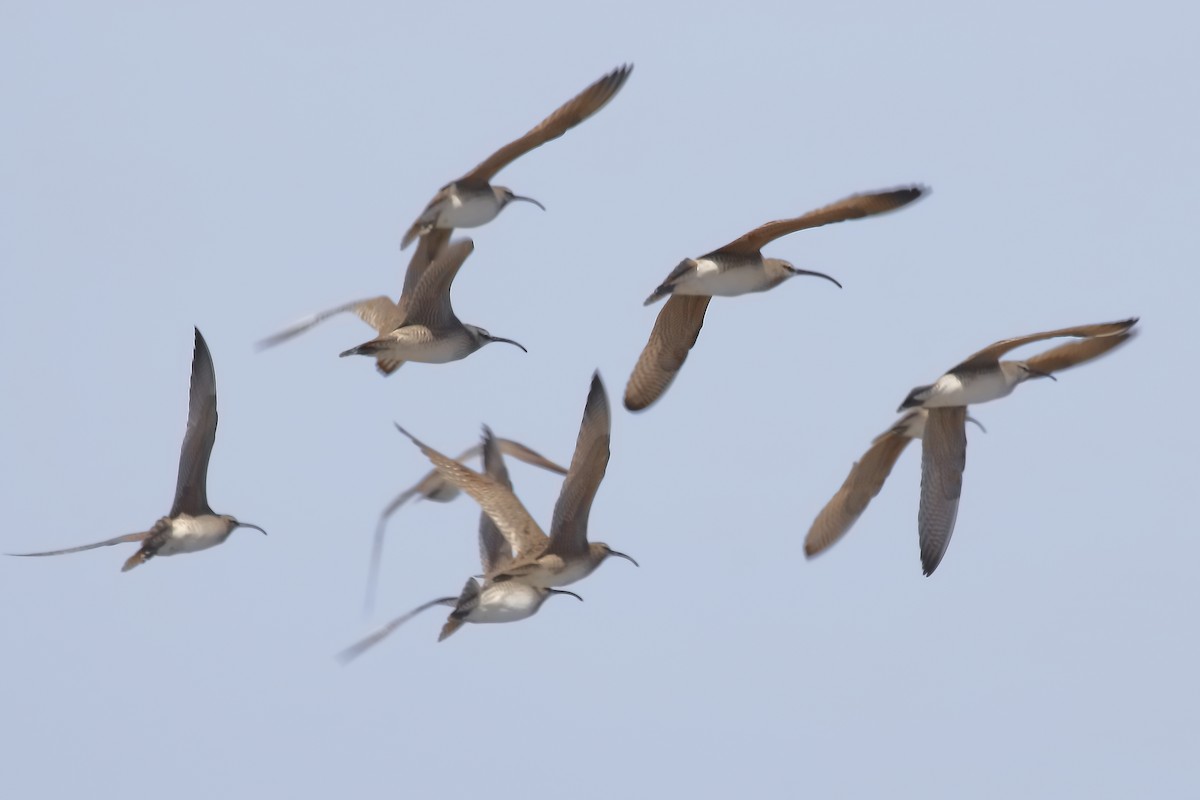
[
  {"left": 622, "top": 386, "right": 651, "bottom": 413},
  {"left": 587, "top": 371, "right": 608, "bottom": 407},
  {"left": 335, "top": 643, "right": 368, "bottom": 666}
]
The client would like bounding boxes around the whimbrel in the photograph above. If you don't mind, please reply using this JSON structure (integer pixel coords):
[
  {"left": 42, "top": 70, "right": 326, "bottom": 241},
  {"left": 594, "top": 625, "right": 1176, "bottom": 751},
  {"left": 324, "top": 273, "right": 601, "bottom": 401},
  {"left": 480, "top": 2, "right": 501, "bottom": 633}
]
[
  {"left": 625, "top": 186, "right": 925, "bottom": 411},
  {"left": 339, "top": 431, "right": 580, "bottom": 659},
  {"left": 898, "top": 319, "right": 1138, "bottom": 575},
  {"left": 400, "top": 64, "right": 632, "bottom": 249},
  {"left": 395, "top": 372, "right": 637, "bottom": 588},
  {"left": 364, "top": 436, "right": 568, "bottom": 615},
  {"left": 260, "top": 237, "right": 525, "bottom": 374},
  {"left": 9, "top": 329, "right": 265, "bottom": 571}
]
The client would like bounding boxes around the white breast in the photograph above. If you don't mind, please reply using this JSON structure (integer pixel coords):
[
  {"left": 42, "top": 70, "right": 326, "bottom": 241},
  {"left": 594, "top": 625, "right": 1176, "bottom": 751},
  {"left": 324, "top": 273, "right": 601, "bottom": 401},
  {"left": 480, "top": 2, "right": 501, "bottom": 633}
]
[
  {"left": 925, "top": 370, "right": 1018, "bottom": 407},
  {"left": 157, "top": 515, "right": 231, "bottom": 556},
  {"left": 440, "top": 193, "right": 502, "bottom": 229},
  {"left": 548, "top": 558, "right": 597, "bottom": 587},
  {"left": 387, "top": 326, "right": 471, "bottom": 364},
  {"left": 468, "top": 584, "right": 544, "bottom": 624},
  {"left": 671, "top": 258, "right": 771, "bottom": 298}
]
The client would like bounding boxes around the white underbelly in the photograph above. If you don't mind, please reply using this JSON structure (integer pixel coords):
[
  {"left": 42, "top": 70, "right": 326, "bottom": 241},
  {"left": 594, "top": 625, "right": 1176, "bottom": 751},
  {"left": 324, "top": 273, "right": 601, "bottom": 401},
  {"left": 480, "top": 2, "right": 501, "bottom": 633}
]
[
  {"left": 470, "top": 585, "right": 543, "bottom": 623},
  {"left": 389, "top": 327, "right": 471, "bottom": 364},
  {"left": 926, "top": 371, "right": 1016, "bottom": 407},
  {"left": 673, "top": 259, "right": 768, "bottom": 298},
  {"left": 548, "top": 559, "right": 596, "bottom": 587},
  {"left": 440, "top": 194, "right": 501, "bottom": 228},
  {"left": 157, "top": 516, "right": 229, "bottom": 556}
]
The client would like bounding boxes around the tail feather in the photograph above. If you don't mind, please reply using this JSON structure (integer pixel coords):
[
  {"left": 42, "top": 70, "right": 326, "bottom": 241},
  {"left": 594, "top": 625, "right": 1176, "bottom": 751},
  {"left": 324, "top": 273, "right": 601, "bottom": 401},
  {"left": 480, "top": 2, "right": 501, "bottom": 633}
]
[
  {"left": 121, "top": 547, "right": 152, "bottom": 572},
  {"left": 376, "top": 357, "right": 404, "bottom": 376},
  {"left": 400, "top": 222, "right": 432, "bottom": 251},
  {"left": 438, "top": 617, "right": 466, "bottom": 642}
]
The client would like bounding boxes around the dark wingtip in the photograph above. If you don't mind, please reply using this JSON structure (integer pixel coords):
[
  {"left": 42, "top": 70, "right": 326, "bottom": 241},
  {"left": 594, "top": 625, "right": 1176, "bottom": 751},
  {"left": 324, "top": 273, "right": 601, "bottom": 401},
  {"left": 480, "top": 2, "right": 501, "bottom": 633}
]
[
  {"left": 643, "top": 287, "right": 669, "bottom": 306},
  {"left": 623, "top": 391, "right": 650, "bottom": 413}
]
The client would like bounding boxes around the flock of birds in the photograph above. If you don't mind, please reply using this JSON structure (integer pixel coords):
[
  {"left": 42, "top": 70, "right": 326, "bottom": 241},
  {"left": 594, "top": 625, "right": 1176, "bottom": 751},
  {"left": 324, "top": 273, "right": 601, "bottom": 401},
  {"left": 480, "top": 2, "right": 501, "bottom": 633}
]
[{"left": 9, "top": 64, "right": 1139, "bottom": 657}]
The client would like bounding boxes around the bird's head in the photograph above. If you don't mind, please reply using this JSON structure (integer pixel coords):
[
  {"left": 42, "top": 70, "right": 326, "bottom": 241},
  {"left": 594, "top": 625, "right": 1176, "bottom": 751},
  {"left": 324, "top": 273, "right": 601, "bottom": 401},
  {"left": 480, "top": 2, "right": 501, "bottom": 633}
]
[
  {"left": 590, "top": 542, "right": 639, "bottom": 569},
  {"left": 766, "top": 258, "right": 843, "bottom": 290},
  {"left": 466, "top": 325, "right": 528, "bottom": 353},
  {"left": 222, "top": 515, "right": 267, "bottom": 535},
  {"left": 1010, "top": 360, "right": 1058, "bottom": 384},
  {"left": 494, "top": 186, "right": 546, "bottom": 211}
]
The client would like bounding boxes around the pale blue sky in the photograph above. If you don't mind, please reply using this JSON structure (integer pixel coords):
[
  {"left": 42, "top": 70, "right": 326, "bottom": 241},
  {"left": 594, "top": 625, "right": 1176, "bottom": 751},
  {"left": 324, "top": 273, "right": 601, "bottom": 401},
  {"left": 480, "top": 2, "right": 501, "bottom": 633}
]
[{"left": 2, "top": 2, "right": 1197, "bottom": 798}]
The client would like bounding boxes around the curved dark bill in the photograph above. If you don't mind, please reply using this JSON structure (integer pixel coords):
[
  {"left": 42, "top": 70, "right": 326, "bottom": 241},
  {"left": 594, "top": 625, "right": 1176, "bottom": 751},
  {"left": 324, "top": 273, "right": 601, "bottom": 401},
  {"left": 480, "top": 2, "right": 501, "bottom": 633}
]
[
  {"left": 965, "top": 416, "right": 988, "bottom": 434},
  {"left": 1026, "top": 367, "right": 1058, "bottom": 381},
  {"left": 792, "top": 268, "right": 843, "bottom": 289},
  {"left": 488, "top": 335, "right": 528, "bottom": 353},
  {"left": 547, "top": 588, "right": 584, "bottom": 602},
  {"left": 237, "top": 522, "right": 268, "bottom": 535},
  {"left": 510, "top": 194, "right": 546, "bottom": 211},
  {"left": 608, "top": 549, "right": 639, "bottom": 567}
]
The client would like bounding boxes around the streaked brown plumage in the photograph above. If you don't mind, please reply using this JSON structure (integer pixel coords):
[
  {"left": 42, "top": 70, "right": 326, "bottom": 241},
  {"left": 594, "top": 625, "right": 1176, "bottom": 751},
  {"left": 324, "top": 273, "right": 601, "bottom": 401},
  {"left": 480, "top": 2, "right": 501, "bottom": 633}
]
[
  {"left": 400, "top": 65, "right": 633, "bottom": 248},
  {"left": 626, "top": 187, "right": 925, "bottom": 412}
]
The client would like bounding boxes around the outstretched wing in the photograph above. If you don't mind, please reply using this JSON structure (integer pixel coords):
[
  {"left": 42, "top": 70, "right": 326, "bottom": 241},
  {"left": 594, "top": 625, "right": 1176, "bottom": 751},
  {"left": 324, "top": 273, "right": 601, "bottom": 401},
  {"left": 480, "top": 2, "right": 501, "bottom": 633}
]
[
  {"left": 624, "top": 295, "right": 711, "bottom": 412},
  {"left": 805, "top": 429, "right": 914, "bottom": 558},
  {"left": 399, "top": 228, "right": 452, "bottom": 302},
  {"left": 257, "top": 297, "right": 403, "bottom": 349},
  {"left": 396, "top": 239, "right": 476, "bottom": 328},
  {"left": 479, "top": 429, "right": 516, "bottom": 575},
  {"left": 393, "top": 425, "right": 549, "bottom": 559},
  {"left": 458, "top": 64, "right": 633, "bottom": 184},
  {"left": 1023, "top": 330, "right": 1136, "bottom": 375},
  {"left": 496, "top": 439, "right": 569, "bottom": 476},
  {"left": 918, "top": 407, "right": 968, "bottom": 576},
  {"left": 715, "top": 186, "right": 925, "bottom": 256},
  {"left": 951, "top": 318, "right": 1138, "bottom": 372},
  {"left": 545, "top": 374, "right": 610, "bottom": 559},
  {"left": 337, "top": 596, "right": 457, "bottom": 663},
  {"left": 8, "top": 530, "right": 150, "bottom": 558},
  {"left": 171, "top": 329, "right": 218, "bottom": 517}
]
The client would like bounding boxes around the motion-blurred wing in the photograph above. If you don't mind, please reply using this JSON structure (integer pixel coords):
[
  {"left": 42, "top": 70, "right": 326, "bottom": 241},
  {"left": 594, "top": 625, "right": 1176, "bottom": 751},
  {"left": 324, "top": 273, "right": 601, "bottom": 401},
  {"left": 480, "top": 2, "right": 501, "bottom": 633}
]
[{"left": 918, "top": 407, "right": 968, "bottom": 576}]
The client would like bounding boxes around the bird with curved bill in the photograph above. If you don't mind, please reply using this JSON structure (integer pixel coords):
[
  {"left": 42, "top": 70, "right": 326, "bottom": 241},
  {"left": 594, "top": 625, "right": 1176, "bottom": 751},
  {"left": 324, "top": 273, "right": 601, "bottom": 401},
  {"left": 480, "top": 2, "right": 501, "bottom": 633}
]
[
  {"left": 339, "top": 429, "right": 581, "bottom": 659},
  {"left": 363, "top": 436, "right": 568, "bottom": 616},
  {"left": 625, "top": 186, "right": 926, "bottom": 412},
  {"left": 400, "top": 64, "right": 633, "bottom": 249},
  {"left": 805, "top": 409, "right": 987, "bottom": 561},
  {"left": 896, "top": 319, "right": 1138, "bottom": 576},
  {"left": 8, "top": 328, "right": 266, "bottom": 571},
  {"left": 395, "top": 372, "right": 638, "bottom": 590},
  {"left": 260, "top": 236, "right": 526, "bottom": 375}
]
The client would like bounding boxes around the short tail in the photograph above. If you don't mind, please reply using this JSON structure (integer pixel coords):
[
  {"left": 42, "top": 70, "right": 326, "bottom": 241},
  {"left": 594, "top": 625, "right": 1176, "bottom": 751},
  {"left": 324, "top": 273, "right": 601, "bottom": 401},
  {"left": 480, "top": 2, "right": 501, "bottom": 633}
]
[
  {"left": 400, "top": 222, "right": 431, "bottom": 251},
  {"left": 376, "top": 357, "right": 404, "bottom": 376},
  {"left": 437, "top": 617, "right": 465, "bottom": 642},
  {"left": 121, "top": 547, "right": 152, "bottom": 572}
]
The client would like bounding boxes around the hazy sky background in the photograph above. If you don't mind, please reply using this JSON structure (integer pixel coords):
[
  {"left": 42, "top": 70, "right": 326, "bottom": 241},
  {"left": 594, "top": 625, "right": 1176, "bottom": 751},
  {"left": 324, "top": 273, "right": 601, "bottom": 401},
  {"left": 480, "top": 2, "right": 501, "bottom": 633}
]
[{"left": 2, "top": 2, "right": 1197, "bottom": 798}]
